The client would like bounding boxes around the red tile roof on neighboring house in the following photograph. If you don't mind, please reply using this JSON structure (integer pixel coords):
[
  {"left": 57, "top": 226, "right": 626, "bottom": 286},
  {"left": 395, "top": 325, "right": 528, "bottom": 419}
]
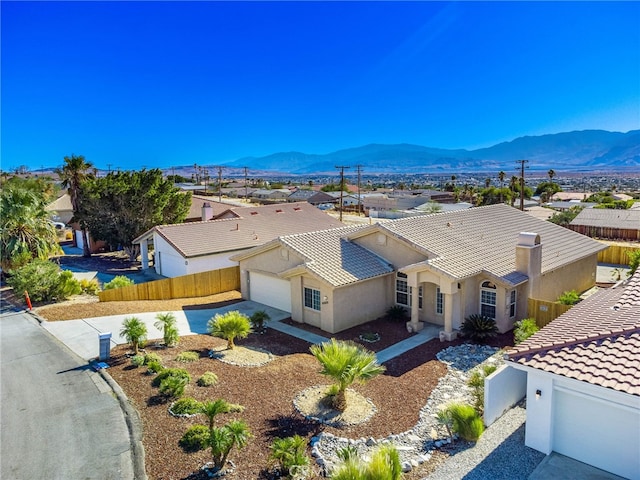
[{"left": 507, "top": 271, "right": 640, "bottom": 396}]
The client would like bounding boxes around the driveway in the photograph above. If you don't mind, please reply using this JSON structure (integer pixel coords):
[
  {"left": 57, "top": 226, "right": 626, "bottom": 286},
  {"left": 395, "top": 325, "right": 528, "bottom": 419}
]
[{"left": 0, "top": 310, "right": 136, "bottom": 479}]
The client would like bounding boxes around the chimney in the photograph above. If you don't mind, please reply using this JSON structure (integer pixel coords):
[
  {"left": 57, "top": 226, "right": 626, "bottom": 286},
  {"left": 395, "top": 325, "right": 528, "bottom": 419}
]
[
  {"left": 515, "top": 232, "right": 542, "bottom": 298},
  {"left": 202, "top": 202, "right": 213, "bottom": 221}
]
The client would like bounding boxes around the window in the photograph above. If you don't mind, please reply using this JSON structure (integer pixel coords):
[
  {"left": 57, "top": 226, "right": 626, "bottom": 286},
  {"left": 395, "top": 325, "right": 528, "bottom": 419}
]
[
  {"left": 396, "top": 272, "right": 410, "bottom": 306},
  {"left": 509, "top": 290, "right": 517, "bottom": 318},
  {"left": 418, "top": 286, "right": 423, "bottom": 309},
  {"left": 436, "top": 287, "right": 444, "bottom": 315},
  {"left": 480, "top": 281, "right": 497, "bottom": 319},
  {"left": 304, "top": 287, "right": 321, "bottom": 311}
]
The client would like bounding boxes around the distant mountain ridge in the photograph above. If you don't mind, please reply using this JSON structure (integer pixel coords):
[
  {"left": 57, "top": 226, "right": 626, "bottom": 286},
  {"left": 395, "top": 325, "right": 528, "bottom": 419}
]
[{"left": 224, "top": 130, "right": 640, "bottom": 174}]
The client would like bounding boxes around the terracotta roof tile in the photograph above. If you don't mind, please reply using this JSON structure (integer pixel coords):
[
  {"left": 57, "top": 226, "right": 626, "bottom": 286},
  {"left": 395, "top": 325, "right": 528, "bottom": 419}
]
[{"left": 508, "top": 271, "right": 640, "bottom": 396}]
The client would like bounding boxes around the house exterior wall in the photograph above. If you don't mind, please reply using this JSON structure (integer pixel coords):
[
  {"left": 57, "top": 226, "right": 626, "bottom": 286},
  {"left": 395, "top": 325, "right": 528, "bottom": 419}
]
[
  {"left": 331, "top": 276, "right": 393, "bottom": 333},
  {"left": 537, "top": 254, "right": 598, "bottom": 302},
  {"left": 354, "top": 232, "right": 427, "bottom": 268}
]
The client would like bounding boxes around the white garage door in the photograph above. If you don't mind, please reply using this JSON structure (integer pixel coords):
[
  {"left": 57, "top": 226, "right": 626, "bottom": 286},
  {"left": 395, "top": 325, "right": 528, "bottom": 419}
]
[
  {"left": 249, "top": 272, "right": 291, "bottom": 313},
  {"left": 553, "top": 388, "right": 640, "bottom": 479}
]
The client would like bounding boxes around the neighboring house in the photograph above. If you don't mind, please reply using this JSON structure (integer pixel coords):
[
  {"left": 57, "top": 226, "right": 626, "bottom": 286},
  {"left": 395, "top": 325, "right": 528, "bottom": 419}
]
[
  {"left": 363, "top": 193, "right": 430, "bottom": 214},
  {"left": 569, "top": 208, "right": 640, "bottom": 241},
  {"left": 287, "top": 189, "right": 316, "bottom": 202},
  {"left": 250, "top": 189, "right": 292, "bottom": 202},
  {"left": 324, "top": 191, "right": 360, "bottom": 207},
  {"left": 550, "top": 191, "right": 592, "bottom": 202},
  {"left": 506, "top": 272, "right": 640, "bottom": 480},
  {"left": 45, "top": 193, "right": 74, "bottom": 224},
  {"left": 134, "top": 202, "right": 343, "bottom": 278},
  {"left": 523, "top": 205, "right": 555, "bottom": 221},
  {"left": 307, "top": 191, "right": 339, "bottom": 206},
  {"left": 231, "top": 204, "right": 606, "bottom": 335},
  {"left": 546, "top": 201, "right": 596, "bottom": 211},
  {"left": 185, "top": 196, "right": 240, "bottom": 222}
]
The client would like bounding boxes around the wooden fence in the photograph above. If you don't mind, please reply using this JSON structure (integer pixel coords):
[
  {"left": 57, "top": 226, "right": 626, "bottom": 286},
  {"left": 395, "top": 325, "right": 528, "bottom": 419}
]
[
  {"left": 527, "top": 298, "right": 573, "bottom": 329},
  {"left": 98, "top": 266, "right": 240, "bottom": 302},
  {"left": 597, "top": 243, "right": 640, "bottom": 266}
]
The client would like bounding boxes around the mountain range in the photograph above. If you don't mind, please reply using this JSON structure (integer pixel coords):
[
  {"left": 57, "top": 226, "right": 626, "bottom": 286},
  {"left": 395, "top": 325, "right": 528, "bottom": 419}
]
[{"left": 223, "top": 129, "right": 640, "bottom": 175}]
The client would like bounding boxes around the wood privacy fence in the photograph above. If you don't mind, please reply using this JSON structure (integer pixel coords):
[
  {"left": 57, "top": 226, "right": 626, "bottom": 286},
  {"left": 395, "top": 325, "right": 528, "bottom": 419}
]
[
  {"left": 527, "top": 298, "right": 573, "bottom": 329},
  {"left": 597, "top": 243, "right": 640, "bottom": 266},
  {"left": 98, "top": 266, "right": 240, "bottom": 302}
]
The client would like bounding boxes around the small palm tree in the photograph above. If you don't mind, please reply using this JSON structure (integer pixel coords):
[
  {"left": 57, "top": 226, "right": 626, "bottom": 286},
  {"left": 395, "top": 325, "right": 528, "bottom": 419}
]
[
  {"left": 207, "top": 310, "right": 252, "bottom": 349},
  {"left": 120, "top": 316, "right": 148, "bottom": 354},
  {"left": 154, "top": 312, "right": 178, "bottom": 347},
  {"left": 209, "top": 420, "right": 252, "bottom": 473},
  {"left": 310, "top": 339, "right": 386, "bottom": 411},
  {"left": 250, "top": 310, "right": 270, "bottom": 333},
  {"left": 200, "top": 399, "right": 244, "bottom": 430},
  {"left": 332, "top": 444, "right": 402, "bottom": 480},
  {"left": 270, "top": 435, "right": 310, "bottom": 479}
]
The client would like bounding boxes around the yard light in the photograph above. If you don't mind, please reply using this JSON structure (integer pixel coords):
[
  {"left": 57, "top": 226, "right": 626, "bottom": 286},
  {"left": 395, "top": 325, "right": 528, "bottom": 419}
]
[{"left": 536, "top": 389, "right": 542, "bottom": 399}]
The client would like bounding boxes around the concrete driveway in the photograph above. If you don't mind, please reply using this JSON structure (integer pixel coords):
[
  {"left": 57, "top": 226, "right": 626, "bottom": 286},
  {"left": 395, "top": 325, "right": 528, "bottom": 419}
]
[{"left": 42, "top": 301, "right": 291, "bottom": 360}]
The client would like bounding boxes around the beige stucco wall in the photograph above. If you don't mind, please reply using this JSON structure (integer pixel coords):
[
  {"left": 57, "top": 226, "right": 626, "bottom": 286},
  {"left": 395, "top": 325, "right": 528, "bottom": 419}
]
[
  {"left": 330, "top": 275, "right": 394, "bottom": 333},
  {"left": 237, "top": 246, "right": 305, "bottom": 299},
  {"left": 353, "top": 232, "right": 427, "bottom": 268},
  {"left": 537, "top": 254, "right": 599, "bottom": 302}
]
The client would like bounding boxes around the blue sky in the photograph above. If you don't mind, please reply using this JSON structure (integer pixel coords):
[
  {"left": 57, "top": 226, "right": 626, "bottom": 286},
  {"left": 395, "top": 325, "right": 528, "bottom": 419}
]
[{"left": 2, "top": 1, "right": 639, "bottom": 172}]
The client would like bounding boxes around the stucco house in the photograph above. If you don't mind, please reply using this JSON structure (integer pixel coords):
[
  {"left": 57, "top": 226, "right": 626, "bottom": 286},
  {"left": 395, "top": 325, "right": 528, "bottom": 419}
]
[
  {"left": 506, "top": 271, "right": 640, "bottom": 480},
  {"left": 231, "top": 204, "right": 606, "bottom": 335},
  {"left": 45, "top": 193, "right": 74, "bottom": 224},
  {"left": 569, "top": 207, "right": 640, "bottom": 241},
  {"left": 134, "top": 202, "right": 343, "bottom": 278}
]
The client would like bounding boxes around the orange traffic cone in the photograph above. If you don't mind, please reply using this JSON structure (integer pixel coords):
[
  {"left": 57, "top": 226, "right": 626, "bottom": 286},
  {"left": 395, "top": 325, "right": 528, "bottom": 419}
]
[{"left": 24, "top": 290, "right": 32, "bottom": 310}]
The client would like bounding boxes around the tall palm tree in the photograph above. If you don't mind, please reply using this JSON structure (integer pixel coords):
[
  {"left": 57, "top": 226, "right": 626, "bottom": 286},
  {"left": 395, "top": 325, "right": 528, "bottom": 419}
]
[
  {"left": 310, "top": 339, "right": 385, "bottom": 411},
  {"left": 0, "top": 186, "right": 62, "bottom": 270},
  {"left": 207, "top": 311, "right": 252, "bottom": 349},
  {"left": 547, "top": 169, "right": 556, "bottom": 182},
  {"left": 509, "top": 175, "right": 519, "bottom": 206},
  {"left": 55, "top": 154, "right": 94, "bottom": 257},
  {"left": 498, "top": 171, "right": 506, "bottom": 204},
  {"left": 154, "top": 312, "right": 178, "bottom": 347}
]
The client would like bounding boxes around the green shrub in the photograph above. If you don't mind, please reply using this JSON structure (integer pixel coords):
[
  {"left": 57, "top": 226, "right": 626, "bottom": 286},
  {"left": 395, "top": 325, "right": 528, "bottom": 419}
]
[
  {"left": 513, "top": 318, "right": 539, "bottom": 344},
  {"left": 164, "top": 324, "right": 179, "bottom": 347},
  {"left": 197, "top": 371, "right": 219, "bottom": 387},
  {"left": 130, "top": 355, "right": 145, "bottom": 367},
  {"left": 176, "top": 351, "right": 199, "bottom": 363},
  {"left": 386, "top": 305, "right": 407, "bottom": 322},
  {"left": 152, "top": 368, "right": 191, "bottom": 387},
  {"left": 179, "top": 424, "right": 210, "bottom": 452},
  {"left": 120, "top": 316, "right": 147, "bottom": 355},
  {"left": 143, "top": 352, "right": 162, "bottom": 365},
  {"left": 467, "top": 364, "right": 498, "bottom": 414},
  {"left": 460, "top": 314, "right": 498, "bottom": 342},
  {"left": 170, "top": 397, "right": 202, "bottom": 416},
  {"left": 557, "top": 290, "right": 580, "bottom": 305},
  {"left": 627, "top": 249, "right": 640, "bottom": 276},
  {"left": 332, "top": 444, "right": 402, "bottom": 480},
  {"left": 155, "top": 312, "right": 179, "bottom": 347},
  {"left": 159, "top": 375, "right": 189, "bottom": 398},
  {"left": 146, "top": 361, "right": 164, "bottom": 374},
  {"left": 270, "top": 435, "right": 310, "bottom": 478},
  {"left": 446, "top": 403, "right": 485, "bottom": 441},
  {"left": 6, "top": 260, "right": 81, "bottom": 302},
  {"left": 79, "top": 278, "right": 100, "bottom": 295},
  {"left": 207, "top": 310, "right": 252, "bottom": 349},
  {"left": 103, "top": 275, "right": 134, "bottom": 290},
  {"left": 250, "top": 310, "right": 271, "bottom": 332}
]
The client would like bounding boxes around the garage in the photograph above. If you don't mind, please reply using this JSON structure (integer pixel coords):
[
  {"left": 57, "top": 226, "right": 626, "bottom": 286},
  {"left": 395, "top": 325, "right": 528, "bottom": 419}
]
[
  {"left": 553, "top": 387, "right": 640, "bottom": 479},
  {"left": 249, "top": 272, "right": 291, "bottom": 313}
]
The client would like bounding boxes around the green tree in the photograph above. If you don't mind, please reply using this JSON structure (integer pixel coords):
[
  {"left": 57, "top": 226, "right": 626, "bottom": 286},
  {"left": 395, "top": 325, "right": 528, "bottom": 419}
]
[
  {"left": 207, "top": 310, "right": 252, "bottom": 349},
  {"left": 628, "top": 250, "right": 640, "bottom": 276},
  {"left": 548, "top": 206, "right": 583, "bottom": 226},
  {"left": 310, "top": 339, "right": 385, "bottom": 411},
  {"left": 199, "top": 399, "right": 244, "bottom": 430},
  {"left": 6, "top": 259, "right": 81, "bottom": 302},
  {"left": 208, "top": 420, "right": 252, "bottom": 473},
  {"left": 55, "top": 154, "right": 94, "bottom": 257},
  {"left": 77, "top": 169, "right": 191, "bottom": 260},
  {"left": 0, "top": 185, "right": 62, "bottom": 271},
  {"left": 120, "top": 316, "right": 148, "bottom": 354},
  {"left": 547, "top": 169, "right": 556, "bottom": 182},
  {"left": 154, "top": 312, "right": 178, "bottom": 347},
  {"left": 497, "top": 171, "right": 506, "bottom": 203}
]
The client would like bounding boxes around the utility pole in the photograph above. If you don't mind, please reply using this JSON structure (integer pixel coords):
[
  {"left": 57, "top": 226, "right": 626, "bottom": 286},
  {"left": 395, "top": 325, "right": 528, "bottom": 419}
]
[
  {"left": 217, "top": 166, "right": 223, "bottom": 202},
  {"left": 335, "top": 165, "right": 350, "bottom": 222},
  {"left": 171, "top": 166, "right": 175, "bottom": 184},
  {"left": 243, "top": 166, "right": 249, "bottom": 202},
  {"left": 107, "top": 163, "right": 112, "bottom": 175},
  {"left": 355, "top": 164, "right": 363, "bottom": 216},
  {"left": 516, "top": 159, "right": 529, "bottom": 211}
]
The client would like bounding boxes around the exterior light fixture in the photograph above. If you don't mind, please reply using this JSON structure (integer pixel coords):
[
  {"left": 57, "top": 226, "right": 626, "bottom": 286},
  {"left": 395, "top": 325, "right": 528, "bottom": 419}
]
[{"left": 535, "top": 389, "right": 542, "bottom": 399}]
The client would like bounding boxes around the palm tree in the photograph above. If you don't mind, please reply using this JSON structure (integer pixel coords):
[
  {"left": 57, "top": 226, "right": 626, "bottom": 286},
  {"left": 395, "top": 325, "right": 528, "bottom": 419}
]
[
  {"left": 0, "top": 187, "right": 62, "bottom": 270},
  {"left": 498, "top": 171, "right": 506, "bottom": 204},
  {"left": 547, "top": 169, "right": 556, "bottom": 182},
  {"left": 207, "top": 310, "right": 252, "bottom": 349},
  {"left": 154, "top": 312, "right": 178, "bottom": 347},
  {"left": 509, "top": 175, "right": 519, "bottom": 206},
  {"left": 199, "top": 399, "right": 243, "bottom": 430},
  {"left": 270, "top": 435, "right": 310, "bottom": 478},
  {"left": 208, "top": 420, "right": 252, "bottom": 473},
  {"left": 310, "top": 339, "right": 385, "bottom": 411},
  {"left": 332, "top": 444, "right": 402, "bottom": 480},
  {"left": 55, "top": 154, "right": 94, "bottom": 257},
  {"left": 120, "top": 316, "right": 148, "bottom": 354}
]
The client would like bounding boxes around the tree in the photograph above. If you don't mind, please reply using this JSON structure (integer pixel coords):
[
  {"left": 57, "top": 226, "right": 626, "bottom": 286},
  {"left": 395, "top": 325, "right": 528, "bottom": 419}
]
[
  {"left": 199, "top": 399, "right": 244, "bottom": 430},
  {"left": 77, "top": 169, "right": 190, "bottom": 260},
  {"left": 154, "top": 312, "right": 178, "bottom": 347},
  {"left": 207, "top": 310, "right": 252, "bottom": 349},
  {"left": 208, "top": 420, "right": 251, "bottom": 473},
  {"left": 0, "top": 185, "right": 62, "bottom": 271},
  {"left": 548, "top": 206, "right": 583, "bottom": 226},
  {"left": 310, "top": 339, "right": 385, "bottom": 411},
  {"left": 55, "top": 154, "right": 94, "bottom": 257},
  {"left": 497, "top": 171, "right": 506, "bottom": 203},
  {"left": 120, "top": 316, "right": 148, "bottom": 354},
  {"left": 548, "top": 169, "right": 556, "bottom": 182},
  {"left": 627, "top": 250, "right": 640, "bottom": 276}
]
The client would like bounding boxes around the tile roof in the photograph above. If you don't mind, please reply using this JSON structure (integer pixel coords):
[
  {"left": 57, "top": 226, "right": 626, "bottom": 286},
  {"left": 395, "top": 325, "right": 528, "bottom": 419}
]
[
  {"left": 45, "top": 193, "right": 72, "bottom": 212},
  {"left": 279, "top": 226, "right": 393, "bottom": 287},
  {"left": 150, "top": 202, "right": 343, "bottom": 258},
  {"left": 570, "top": 208, "right": 640, "bottom": 230},
  {"left": 186, "top": 196, "right": 237, "bottom": 220},
  {"left": 372, "top": 204, "right": 606, "bottom": 283},
  {"left": 507, "top": 271, "right": 640, "bottom": 396}
]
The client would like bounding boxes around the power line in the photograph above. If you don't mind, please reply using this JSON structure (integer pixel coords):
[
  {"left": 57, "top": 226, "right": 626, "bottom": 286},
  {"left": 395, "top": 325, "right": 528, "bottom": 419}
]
[
  {"left": 335, "top": 165, "right": 350, "bottom": 222},
  {"left": 216, "top": 166, "right": 223, "bottom": 202},
  {"left": 243, "top": 166, "right": 249, "bottom": 202}
]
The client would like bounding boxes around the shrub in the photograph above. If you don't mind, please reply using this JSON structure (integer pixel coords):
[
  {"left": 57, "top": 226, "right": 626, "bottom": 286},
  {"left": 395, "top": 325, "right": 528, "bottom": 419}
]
[
  {"left": 163, "top": 324, "right": 179, "bottom": 347},
  {"left": 557, "top": 290, "right": 580, "bottom": 305},
  {"left": 79, "top": 278, "right": 100, "bottom": 295},
  {"left": 143, "top": 352, "right": 162, "bottom": 365},
  {"left": 467, "top": 364, "right": 498, "bottom": 414},
  {"left": 270, "top": 435, "right": 310, "bottom": 479},
  {"left": 170, "top": 397, "right": 202, "bottom": 416},
  {"left": 155, "top": 312, "right": 179, "bottom": 347},
  {"left": 250, "top": 310, "right": 271, "bottom": 332},
  {"left": 130, "top": 355, "right": 145, "bottom": 367},
  {"left": 179, "top": 424, "right": 210, "bottom": 452},
  {"left": 207, "top": 310, "right": 252, "bottom": 349},
  {"left": 513, "top": 318, "right": 539, "bottom": 345},
  {"left": 146, "top": 361, "right": 164, "bottom": 374},
  {"left": 386, "top": 305, "right": 407, "bottom": 322},
  {"left": 159, "top": 375, "right": 188, "bottom": 398},
  {"left": 446, "top": 403, "right": 485, "bottom": 441},
  {"left": 103, "top": 275, "right": 134, "bottom": 290},
  {"left": 460, "top": 314, "right": 498, "bottom": 343},
  {"left": 176, "top": 351, "right": 199, "bottom": 363},
  {"left": 197, "top": 371, "right": 219, "bottom": 387},
  {"left": 627, "top": 249, "right": 640, "bottom": 276},
  {"left": 120, "top": 316, "right": 147, "bottom": 355},
  {"left": 153, "top": 368, "right": 191, "bottom": 387},
  {"left": 6, "top": 260, "right": 81, "bottom": 302},
  {"left": 332, "top": 444, "right": 402, "bottom": 480}
]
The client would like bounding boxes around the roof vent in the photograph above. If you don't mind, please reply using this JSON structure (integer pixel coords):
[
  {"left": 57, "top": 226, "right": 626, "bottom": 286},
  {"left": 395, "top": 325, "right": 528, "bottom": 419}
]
[
  {"left": 276, "top": 209, "right": 283, "bottom": 213},
  {"left": 250, "top": 211, "right": 258, "bottom": 215},
  {"left": 517, "top": 232, "right": 541, "bottom": 246},
  {"left": 293, "top": 207, "right": 301, "bottom": 211}
]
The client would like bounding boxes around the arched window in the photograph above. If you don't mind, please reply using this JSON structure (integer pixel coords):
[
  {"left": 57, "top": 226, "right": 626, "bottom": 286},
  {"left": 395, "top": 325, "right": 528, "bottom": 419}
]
[{"left": 480, "top": 281, "right": 497, "bottom": 319}]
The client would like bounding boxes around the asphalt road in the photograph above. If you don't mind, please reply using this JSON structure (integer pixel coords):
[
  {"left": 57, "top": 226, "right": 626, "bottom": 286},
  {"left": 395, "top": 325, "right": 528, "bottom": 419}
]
[{"left": 0, "top": 310, "right": 135, "bottom": 480}]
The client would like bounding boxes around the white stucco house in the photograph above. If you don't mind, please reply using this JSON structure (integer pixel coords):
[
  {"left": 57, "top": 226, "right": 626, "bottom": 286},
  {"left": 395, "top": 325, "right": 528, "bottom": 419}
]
[
  {"left": 506, "top": 271, "right": 640, "bottom": 480},
  {"left": 231, "top": 204, "right": 606, "bottom": 335},
  {"left": 133, "top": 202, "right": 343, "bottom": 278}
]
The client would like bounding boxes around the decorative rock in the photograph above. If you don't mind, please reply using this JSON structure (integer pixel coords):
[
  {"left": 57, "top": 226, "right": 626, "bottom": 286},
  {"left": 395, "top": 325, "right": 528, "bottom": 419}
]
[
  {"left": 401, "top": 462, "right": 413, "bottom": 473},
  {"left": 365, "top": 437, "right": 377, "bottom": 447},
  {"left": 311, "top": 447, "right": 321, "bottom": 458}
]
